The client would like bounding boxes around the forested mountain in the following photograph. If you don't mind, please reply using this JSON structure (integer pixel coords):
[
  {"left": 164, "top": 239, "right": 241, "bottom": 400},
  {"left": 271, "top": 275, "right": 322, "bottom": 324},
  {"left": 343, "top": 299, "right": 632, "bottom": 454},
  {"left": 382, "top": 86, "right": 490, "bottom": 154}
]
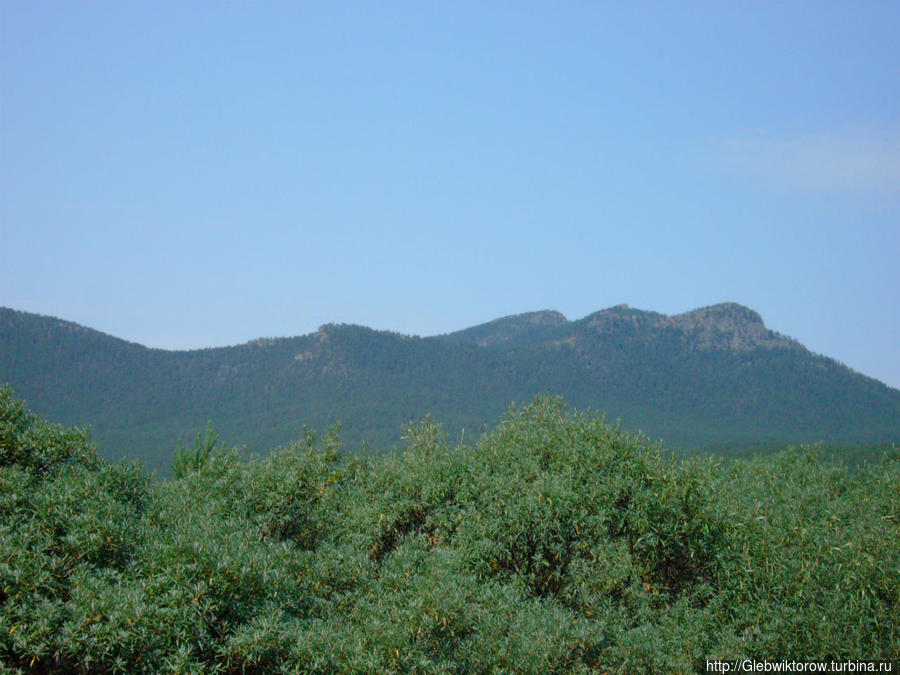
[{"left": 2, "top": 303, "right": 898, "bottom": 473}]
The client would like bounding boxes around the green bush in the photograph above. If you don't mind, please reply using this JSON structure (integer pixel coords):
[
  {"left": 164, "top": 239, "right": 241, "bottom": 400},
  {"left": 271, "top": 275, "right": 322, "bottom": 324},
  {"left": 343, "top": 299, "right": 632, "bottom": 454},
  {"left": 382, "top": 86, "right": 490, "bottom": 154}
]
[{"left": 0, "top": 386, "right": 896, "bottom": 673}]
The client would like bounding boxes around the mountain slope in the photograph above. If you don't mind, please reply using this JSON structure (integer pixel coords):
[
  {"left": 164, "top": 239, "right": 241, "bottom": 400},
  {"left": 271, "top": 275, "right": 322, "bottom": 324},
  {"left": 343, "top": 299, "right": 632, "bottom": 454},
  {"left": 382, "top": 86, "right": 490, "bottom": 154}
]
[{"left": 2, "top": 304, "right": 898, "bottom": 473}]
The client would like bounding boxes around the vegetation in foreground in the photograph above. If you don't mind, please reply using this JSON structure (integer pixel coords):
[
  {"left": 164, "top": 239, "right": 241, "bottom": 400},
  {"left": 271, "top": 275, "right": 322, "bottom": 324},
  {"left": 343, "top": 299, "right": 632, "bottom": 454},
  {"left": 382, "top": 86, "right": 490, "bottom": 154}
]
[{"left": 1, "top": 385, "right": 897, "bottom": 673}]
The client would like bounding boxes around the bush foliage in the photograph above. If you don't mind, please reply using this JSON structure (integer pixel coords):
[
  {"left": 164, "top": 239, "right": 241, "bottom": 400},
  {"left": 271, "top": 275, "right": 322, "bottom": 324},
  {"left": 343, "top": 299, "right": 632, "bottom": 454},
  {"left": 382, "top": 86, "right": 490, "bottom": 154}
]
[{"left": 1, "top": 385, "right": 897, "bottom": 672}]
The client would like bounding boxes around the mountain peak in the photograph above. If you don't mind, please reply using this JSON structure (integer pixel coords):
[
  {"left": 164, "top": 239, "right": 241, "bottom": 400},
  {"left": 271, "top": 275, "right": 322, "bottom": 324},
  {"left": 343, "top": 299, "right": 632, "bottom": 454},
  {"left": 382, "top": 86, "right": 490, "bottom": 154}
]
[
  {"left": 581, "top": 304, "right": 665, "bottom": 332},
  {"left": 512, "top": 309, "right": 569, "bottom": 327},
  {"left": 438, "top": 310, "right": 568, "bottom": 347},
  {"left": 668, "top": 302, "right": 798, "bottom": 352},
  {"left": 673, "top": 302, "right": 764, "bottom": 326}
]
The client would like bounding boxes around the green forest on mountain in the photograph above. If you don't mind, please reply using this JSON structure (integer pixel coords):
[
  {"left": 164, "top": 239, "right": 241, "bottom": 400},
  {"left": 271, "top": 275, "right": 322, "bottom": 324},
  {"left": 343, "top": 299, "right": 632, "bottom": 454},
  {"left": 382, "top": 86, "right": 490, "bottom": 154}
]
[
  {"left": 3, "top": 305, "right": 899, "bottom": 476},
  {"left": 2, "top": 386, "right": 897, "bottom": 673}
]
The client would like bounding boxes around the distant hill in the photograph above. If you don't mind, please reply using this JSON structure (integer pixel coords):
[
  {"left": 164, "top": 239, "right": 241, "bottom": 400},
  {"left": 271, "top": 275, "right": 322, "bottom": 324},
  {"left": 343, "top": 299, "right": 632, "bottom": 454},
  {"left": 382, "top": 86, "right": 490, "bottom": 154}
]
[{"left": 2, "top": 303, "right": 899, "bottom": 473}]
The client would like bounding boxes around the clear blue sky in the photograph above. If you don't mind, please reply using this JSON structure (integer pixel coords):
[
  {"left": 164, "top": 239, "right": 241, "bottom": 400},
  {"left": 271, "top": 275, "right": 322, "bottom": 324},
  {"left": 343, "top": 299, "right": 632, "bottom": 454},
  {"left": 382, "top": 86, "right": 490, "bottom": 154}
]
[{"left": 2, "top": 2, "right": 898, "bottom": 389}]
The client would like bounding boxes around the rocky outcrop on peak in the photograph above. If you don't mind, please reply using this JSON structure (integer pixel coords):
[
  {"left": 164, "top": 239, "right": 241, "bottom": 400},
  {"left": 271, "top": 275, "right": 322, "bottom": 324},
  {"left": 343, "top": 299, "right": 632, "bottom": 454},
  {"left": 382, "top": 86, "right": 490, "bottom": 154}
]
[{"left": 666, "top": 303, "right": 801, "bottom": 352}]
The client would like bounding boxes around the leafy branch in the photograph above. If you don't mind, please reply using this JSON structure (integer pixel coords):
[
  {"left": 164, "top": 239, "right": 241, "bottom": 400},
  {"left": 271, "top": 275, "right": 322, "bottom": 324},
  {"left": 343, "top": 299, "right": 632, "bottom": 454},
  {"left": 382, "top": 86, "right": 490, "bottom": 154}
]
[{"left": 172, "top": 420, "right": 217, "bottom": 478}]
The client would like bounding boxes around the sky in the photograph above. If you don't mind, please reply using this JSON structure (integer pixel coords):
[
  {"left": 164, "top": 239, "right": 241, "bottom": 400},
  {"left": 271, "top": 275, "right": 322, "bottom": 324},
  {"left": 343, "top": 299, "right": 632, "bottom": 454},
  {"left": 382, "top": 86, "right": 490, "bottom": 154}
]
[{"left": 2, "top": 2, "right": 899, "bottom": 389}]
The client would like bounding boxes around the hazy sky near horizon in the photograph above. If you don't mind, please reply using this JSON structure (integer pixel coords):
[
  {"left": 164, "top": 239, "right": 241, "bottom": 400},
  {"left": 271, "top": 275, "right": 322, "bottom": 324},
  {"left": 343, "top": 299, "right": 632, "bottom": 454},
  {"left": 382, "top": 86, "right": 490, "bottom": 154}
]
[{"left": 2, "top": 2, "right": 899, "bottom": 388}]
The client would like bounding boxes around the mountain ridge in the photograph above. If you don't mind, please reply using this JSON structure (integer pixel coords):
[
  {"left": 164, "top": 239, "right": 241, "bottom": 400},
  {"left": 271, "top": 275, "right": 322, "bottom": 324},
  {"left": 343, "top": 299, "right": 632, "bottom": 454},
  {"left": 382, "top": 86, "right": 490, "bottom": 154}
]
[
  {"left": 0, "top": 301, "right": 810, "bottom": 355},
  {"left": 2, "top": 304, "right": 898, "bottom": 474},
  {"left": 441, "top": 302, "right": 803, "bottom": 354}
]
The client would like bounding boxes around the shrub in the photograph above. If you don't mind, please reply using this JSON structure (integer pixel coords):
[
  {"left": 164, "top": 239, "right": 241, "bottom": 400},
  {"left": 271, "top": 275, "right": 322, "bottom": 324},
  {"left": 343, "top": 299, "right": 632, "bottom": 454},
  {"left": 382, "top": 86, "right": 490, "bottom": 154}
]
[{"left": 0, "top": 388, "right": 896, "bottom": 672}]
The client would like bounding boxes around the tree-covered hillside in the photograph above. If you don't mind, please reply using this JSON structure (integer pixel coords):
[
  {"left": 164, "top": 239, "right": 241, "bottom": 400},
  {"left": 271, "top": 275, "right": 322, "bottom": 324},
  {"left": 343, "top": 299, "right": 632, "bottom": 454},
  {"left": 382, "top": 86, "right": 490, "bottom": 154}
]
[
  {"left": 2, "top": 304, "right": 899, "bottom": 474},
  {"left": 1, "top": 387, "right": 897, "bottom": 672}
]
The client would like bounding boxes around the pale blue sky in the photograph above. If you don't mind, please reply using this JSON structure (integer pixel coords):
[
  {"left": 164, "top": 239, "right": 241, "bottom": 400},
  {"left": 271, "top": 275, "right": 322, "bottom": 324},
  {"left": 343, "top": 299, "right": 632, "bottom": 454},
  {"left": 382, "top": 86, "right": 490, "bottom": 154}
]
[{"left": 2, "top": 2, "right": 899, "bottom": 388}]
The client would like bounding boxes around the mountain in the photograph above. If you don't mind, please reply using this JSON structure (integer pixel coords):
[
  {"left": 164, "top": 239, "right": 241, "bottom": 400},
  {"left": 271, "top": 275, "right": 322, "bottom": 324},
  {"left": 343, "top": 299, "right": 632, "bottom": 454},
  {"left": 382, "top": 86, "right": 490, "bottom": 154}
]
[{"left": 2, "top": 303, "right": 898, "bottom": 473}]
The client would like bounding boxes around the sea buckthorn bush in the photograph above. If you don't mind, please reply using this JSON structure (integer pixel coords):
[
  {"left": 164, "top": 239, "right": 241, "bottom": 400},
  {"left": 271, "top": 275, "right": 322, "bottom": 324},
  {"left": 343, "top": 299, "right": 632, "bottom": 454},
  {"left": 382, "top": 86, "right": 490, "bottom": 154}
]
[{"left": 0, "top": 385, "right": 897, "bottom": 673}]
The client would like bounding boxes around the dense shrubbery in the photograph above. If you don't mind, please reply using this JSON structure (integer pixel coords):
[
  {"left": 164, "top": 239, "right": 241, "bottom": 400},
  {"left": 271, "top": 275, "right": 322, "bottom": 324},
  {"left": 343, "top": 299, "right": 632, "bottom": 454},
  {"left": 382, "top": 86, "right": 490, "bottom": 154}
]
[{"left": 1, "top": 385, "right": 897, "bottom": 672}]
